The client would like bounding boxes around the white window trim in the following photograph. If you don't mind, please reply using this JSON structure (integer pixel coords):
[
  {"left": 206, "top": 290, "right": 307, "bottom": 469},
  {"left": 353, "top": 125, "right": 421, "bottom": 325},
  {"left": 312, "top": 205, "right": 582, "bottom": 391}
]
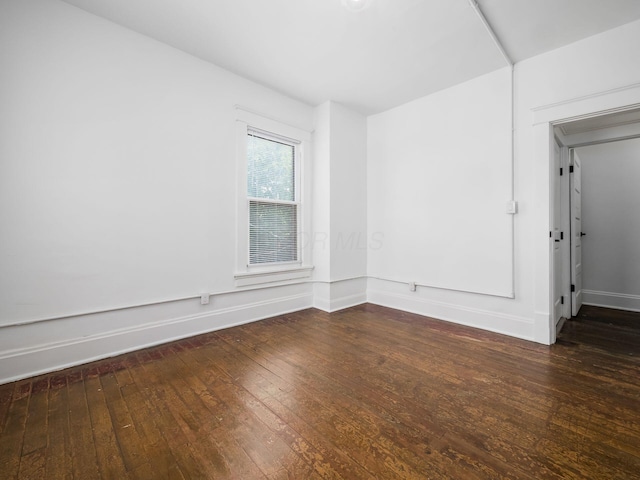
[{"left": 234, "top": 106, "right": 313, "bottom": 286}]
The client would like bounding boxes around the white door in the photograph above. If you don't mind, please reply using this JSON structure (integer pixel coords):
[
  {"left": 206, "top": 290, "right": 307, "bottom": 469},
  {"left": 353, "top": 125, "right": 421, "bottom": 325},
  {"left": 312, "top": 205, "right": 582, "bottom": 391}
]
[
  {"left": 552, "top": 142, "right": 563, "bottom": 325},
  {"left": 570, "top": 149, "right": 583, "bottom": 316}
]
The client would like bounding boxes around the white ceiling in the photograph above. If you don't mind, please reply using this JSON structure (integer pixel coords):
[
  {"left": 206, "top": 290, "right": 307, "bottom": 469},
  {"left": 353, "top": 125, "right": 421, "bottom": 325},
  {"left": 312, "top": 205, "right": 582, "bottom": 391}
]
[{"left": 61, "top": 0, "right": 640, "bottom": 114}]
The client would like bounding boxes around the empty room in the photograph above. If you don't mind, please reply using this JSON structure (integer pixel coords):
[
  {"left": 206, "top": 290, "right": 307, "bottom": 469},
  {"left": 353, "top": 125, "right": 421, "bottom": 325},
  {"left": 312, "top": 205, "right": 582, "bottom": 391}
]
[{"left": 1, "top": 0, "right": 640, "bottom": 478}]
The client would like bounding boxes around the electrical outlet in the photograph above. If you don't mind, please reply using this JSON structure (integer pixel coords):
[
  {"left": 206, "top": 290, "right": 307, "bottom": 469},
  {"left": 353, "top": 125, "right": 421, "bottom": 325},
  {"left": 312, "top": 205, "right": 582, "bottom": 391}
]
[{"left": 200, "top": 293, "right": 210, "bottom": 305}]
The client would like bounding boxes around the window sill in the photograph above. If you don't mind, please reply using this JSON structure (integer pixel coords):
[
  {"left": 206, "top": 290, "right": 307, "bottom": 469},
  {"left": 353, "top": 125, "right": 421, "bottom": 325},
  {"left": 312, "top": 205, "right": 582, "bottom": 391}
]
[{"left": 234, "top": 266, "right": 314, "bottom": 287}]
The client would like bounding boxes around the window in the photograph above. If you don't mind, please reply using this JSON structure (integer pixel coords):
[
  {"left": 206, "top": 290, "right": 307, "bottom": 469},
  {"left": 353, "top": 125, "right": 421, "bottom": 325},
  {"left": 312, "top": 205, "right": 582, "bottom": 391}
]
[
  {"left": 234, "top": 107, "right": 312, "bottom": 286},
  {"left": 247, "top": 130, "right": 299, "bottom": 265}
]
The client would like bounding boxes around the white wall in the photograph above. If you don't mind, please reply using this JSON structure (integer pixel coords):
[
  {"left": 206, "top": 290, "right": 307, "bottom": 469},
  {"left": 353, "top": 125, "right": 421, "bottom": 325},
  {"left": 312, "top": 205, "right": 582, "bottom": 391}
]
[
  {"left": 368, "top": 67, "right": 513, "bottom": 297},
  {"left": 367, "top": 18, "right": 640, "bottom": 343},
  {"left": 329, "top": 102, "right": 368, "bottom": 281},
  {"left": 311, "top": 102, "right": 332, "bottom": 282},
  {"left": 367, "top": 67, "right": 534, "bottom": 341},
  {"left": 0, "top": 0, "right": 316, "bottom": 382},
  {"left": 577, "top": 139, "right": 640, "bottom": 311},
  {"left": 312, "top": 101, "right": 368, "bottom": 311}
]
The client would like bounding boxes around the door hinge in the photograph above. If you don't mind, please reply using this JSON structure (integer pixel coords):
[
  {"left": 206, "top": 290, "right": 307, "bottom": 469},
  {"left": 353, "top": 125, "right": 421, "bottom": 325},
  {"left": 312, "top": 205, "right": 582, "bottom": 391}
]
[
  {"left": 560, "top": 231, "right": 564, "bottom": 240},
  {"left": 569, "top": 165, "right": 574, "bottom": 173},
  {"left": 560, "top": 167, "right": 563, "bottom": 176},
  {"left": 571, "top": 284, "right": 575, "bottom": 292},
  {"left": 561, "top": 296, "right": 564, "bottom": 305}
]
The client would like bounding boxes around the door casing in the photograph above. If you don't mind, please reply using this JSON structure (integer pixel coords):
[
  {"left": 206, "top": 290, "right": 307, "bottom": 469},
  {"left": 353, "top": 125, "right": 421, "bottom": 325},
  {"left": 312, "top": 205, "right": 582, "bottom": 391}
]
[{"left": 532, "top": 82, "right": 640, "bottom": 345}]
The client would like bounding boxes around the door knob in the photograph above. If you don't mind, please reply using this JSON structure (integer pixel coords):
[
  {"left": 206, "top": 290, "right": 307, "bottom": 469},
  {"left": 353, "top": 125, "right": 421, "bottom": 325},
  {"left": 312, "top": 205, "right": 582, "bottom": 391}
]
[{"left": 580, "top": 232, "right": 586, "bottom": 237}]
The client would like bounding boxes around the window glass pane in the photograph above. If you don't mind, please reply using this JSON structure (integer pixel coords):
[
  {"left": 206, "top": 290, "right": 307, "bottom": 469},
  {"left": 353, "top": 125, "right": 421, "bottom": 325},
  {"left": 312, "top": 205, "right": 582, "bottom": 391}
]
[
  {"left": 249, "top": 201, "right": 297, "bottom": 264},
  {"left": 247, "top": 134, "right": 295, "bottom": 201}
]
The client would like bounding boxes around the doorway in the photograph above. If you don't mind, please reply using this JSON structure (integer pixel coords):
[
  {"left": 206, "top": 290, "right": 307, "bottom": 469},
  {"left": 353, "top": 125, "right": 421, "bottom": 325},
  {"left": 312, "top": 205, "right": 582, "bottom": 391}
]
[
  {"left": 571, "top": 138, "right": 640, "bottom": 312},
  {"left": 532, "top": 84, "right": 640, "bottom": 345},
  {"left": 553, "top": 110, "right": 640, "bottom": 333}
]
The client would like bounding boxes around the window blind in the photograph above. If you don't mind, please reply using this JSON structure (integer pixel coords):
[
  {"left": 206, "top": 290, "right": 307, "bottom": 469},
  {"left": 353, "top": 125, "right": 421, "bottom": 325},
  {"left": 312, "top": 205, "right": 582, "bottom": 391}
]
[{"left": 249, "top": 201, "right": 298, "bottom": 264}]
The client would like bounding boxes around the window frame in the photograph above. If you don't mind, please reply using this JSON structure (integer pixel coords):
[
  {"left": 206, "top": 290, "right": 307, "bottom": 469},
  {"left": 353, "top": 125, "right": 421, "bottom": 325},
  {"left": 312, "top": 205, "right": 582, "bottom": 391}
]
[
  {"left": 247, "top": 128, "right": 300, "bottom": 266},
  {"left": 234, "top": 106, "right": 312, "bottom": 286}
]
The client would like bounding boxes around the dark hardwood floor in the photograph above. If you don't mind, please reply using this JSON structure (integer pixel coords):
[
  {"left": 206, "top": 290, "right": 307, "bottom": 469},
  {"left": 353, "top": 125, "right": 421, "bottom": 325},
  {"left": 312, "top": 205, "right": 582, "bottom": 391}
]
[{"left": 1, "top": 303, "right": 639, "bottom": 479}]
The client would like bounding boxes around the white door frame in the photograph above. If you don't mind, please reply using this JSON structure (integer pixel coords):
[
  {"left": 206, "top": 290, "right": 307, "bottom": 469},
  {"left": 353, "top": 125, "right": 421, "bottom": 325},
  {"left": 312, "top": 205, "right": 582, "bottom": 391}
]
[
  {"left": 531, "top": 82, "right": 640, "bottom": 344},
  {"left": 550, "top": 139, "right": 571, "bottom": 334},
  {"left": 560, "top": 145, "right": 572, "bottom": 321}
]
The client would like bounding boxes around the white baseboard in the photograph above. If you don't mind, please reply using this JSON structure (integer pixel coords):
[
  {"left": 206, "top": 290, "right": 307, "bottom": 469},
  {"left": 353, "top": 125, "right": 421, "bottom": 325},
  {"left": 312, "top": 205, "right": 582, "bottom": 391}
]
[
  {"left": 533, "top": 311, "right": 553, "bottom": 345},
  {"left": 583, "top": 290, "right": 640, "bottom": 313},
  {"left": 313, "top": 277, "right": 367, "bottom": 313},
  {"left": 367, "top": 289, "right": 535, "bottom": 342},
  {"left": 0, "top": 285, "right": 313, "bottom": 385},
  {"left": 328, "top": 292, "right": 367, "bottom": 312},
  {"left": 1, "top": 276, "right": 551, "bottom": 384}
]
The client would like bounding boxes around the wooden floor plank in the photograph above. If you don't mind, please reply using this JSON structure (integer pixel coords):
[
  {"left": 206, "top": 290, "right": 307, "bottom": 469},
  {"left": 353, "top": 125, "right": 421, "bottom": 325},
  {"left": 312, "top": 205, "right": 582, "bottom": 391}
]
[
  {"left": 165, "top": 350, "right": 270, "bottom": 479},
  {"left": 133, "top": 351, "right": 240, "bottom": 478},
  {"left": 124, "top": 362, "right": 209, "bottom": 479},
  {"left": 273, "top": 314, "right": 569, "bottom": 477},
  {"left": 167, "top": 348, "right": 283, "bottom": 479},
  {"left": 221, "top": 316, "right": 524, "bottom": 478},
  {"left": 17, "top": 447, "right": 46, "bottom": 479},
  {"left": 0, "top": 381, "right": 31, "bottom": 479},
  {"left": 98, "top": 372, "right": 149, "bottom": 473},
  {"left": 84, "top": 375, "right": 129, "bottom": 478},
  {"left": 1, "top": 304, "right": 640, "bottom": 479},
  {"left": 118, "top": 377, "right": 183, "bottom": 478},
  {"left": 188, "top": 340, "right": 369, "bottom": 479},
  {"left": 178, "top": 344, "right": 325, "bottom": 479},
  {"left": 44, "top": 380, "right": 72, "bottom": 480},
  {"left": 217, "top": 325, "right": 501, "bottom": 479},
  {"left": 0, "top": 383, "right": 14, "bottom": 436},
  {"left": 66, "top": 372, "right": 100, "bottom": 479},
  {"left": 21, "top": 378, "right": 49, "bottom": 458}
]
